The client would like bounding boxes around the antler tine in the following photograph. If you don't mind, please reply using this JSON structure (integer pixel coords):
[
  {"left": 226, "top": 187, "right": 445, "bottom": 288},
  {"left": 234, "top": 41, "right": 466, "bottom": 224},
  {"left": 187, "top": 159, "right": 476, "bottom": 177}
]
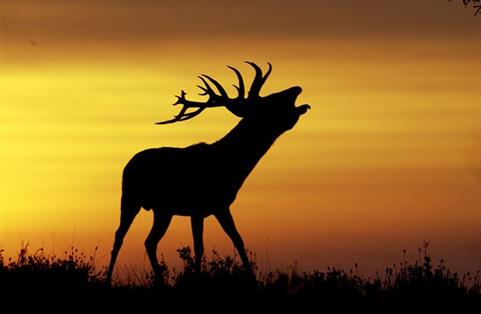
[
  {"left": 200, "top": 74, "right": 228, "bottom": 98},
  {"left": 156, "top": 103, "right": 188, "bottom": 125},
  {"left": 173, "top": 90, "right": 187, "bottom": 105},
  {"left": 155, "top": 107, "right": 206, "bottom": 125},
  {"left": 155, "top": 87, "right": 221, "bottom": 124},
  {"left": 245, "top": 61, "right": 271, "bottom": 99},
  {"left": 176, "top": 107, "right": 205, "bottom": 121},
  {"left": 197, "top": 76, "right": 217, "bottom": 97},
  {"left": 227, "top": 65, "right": 245, "bottom": 99},
  {"left": 263, "top": 62, "right": 272, "bottom": 85},
  {"left": 196, "top": 85, "right": 208, "bottom": 96}
]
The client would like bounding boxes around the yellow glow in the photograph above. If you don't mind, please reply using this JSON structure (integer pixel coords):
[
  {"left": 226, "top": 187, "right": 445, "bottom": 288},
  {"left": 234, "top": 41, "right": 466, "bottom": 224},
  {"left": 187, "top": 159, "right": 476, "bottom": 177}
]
[{"left": 2, "top": 36, "right": 481, "bottom": 275}]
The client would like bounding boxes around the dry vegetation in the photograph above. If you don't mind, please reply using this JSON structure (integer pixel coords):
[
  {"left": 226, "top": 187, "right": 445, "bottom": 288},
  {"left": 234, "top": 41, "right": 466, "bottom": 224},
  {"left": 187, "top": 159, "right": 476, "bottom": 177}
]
[{"left": 1, "top": 243, "right": 480, "bottom": 310}]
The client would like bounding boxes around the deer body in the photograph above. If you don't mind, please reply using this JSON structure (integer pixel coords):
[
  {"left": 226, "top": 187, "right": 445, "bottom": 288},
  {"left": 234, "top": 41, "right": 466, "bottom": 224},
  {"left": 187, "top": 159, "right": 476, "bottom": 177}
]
[
  {"left": 106, "top": 63, "right": 309, "bottom": 284},
  {"left": 124, "top": 119, "right": 279, "bottom": 216}
]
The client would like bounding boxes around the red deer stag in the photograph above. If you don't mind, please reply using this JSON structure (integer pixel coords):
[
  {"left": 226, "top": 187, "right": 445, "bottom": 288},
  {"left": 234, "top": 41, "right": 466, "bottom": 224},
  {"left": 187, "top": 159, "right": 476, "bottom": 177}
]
[{"left": 105, "top": 62, "right": 310, "bottom": 284}]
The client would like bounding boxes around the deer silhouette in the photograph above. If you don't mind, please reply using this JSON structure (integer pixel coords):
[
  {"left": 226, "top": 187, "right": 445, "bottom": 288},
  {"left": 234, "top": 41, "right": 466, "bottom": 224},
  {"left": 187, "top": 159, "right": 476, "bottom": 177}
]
[{"left": 105, "top": 62, "right": 310, "bottom": 284}]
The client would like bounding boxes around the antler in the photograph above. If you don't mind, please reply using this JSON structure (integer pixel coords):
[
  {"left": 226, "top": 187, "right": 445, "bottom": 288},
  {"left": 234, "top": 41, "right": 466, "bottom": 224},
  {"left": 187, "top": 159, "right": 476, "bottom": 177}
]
[{"left": 156, "top": 62, "right": 272, "bottom": 125}]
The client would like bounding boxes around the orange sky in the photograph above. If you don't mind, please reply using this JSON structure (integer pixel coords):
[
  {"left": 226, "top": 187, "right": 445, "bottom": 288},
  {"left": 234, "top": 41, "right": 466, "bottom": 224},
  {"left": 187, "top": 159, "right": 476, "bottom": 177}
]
[{"left": 1, "top": 1, "right": 481, "bottom": 279}]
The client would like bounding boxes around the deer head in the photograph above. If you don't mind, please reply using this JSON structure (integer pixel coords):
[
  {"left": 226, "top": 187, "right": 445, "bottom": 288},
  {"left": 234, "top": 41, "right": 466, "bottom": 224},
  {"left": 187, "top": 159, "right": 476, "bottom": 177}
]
[{"left": 156, "top": 62, "right": 310, "bottom": 130}]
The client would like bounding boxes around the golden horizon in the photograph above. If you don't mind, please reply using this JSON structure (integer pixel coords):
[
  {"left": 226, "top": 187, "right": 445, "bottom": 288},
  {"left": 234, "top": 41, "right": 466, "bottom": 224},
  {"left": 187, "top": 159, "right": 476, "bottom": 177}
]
[{"left": 1, "top": 1, "right": 481, "bottom": 277}]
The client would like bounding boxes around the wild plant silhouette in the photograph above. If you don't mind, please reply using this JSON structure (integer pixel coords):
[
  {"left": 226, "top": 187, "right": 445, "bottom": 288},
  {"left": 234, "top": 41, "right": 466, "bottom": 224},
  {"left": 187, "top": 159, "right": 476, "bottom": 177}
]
[
  {"left": 1, "top": 244, "right": 480, "bottom": 310},
  {"left": 0, "top": 244, "right": 101, "bottom": 290},
  {"left": 106, "top": 62, "right": 310, "bottom": 284}
]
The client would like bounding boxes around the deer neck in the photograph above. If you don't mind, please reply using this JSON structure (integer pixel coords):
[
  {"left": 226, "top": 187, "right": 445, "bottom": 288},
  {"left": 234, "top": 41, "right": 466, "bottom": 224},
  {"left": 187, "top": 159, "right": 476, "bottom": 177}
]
[{"left": 213, "top": 118, "right": 282, "bottom": 177}]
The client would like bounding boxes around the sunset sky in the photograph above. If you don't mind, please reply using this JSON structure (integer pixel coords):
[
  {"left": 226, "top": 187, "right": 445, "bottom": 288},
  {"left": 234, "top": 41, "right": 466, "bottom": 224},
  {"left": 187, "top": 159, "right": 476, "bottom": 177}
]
[{"left": 1, "top": 1, "right": 481, "bottom": 279}]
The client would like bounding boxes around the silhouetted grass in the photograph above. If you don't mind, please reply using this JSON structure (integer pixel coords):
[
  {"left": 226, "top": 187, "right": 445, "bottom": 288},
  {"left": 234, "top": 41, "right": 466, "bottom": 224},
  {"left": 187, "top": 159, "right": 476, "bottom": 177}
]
[
  {"left": 0, "top": 244, "right": 102, "bottom": 290},
  {"left": 1, "top": 243, "right": 480, "bottom": 310}
]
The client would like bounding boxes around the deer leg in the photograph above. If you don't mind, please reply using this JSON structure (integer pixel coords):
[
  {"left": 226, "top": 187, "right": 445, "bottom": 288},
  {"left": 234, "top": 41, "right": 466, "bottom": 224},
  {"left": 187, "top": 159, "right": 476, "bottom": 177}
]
[
  {"left": 191, "top": 215, "right": 204, "bottom": 271},
  {"left": 145, "top": 210, "right": 172, "bottom": 276},
  {"left": 215, "top": 209, "right": 251, "bottom": 269},
  {"left": 106, "top": 202, "right": 141, "bottom": 285}
]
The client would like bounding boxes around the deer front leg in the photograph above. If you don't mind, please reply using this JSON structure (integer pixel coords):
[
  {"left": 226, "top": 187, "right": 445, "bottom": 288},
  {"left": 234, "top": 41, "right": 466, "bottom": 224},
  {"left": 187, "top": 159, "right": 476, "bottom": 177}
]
[
  {"left": 191, "top": 215, "right": 204, "bottom": 272},
  {"left": 215, "top": 209, "right": 251, "bottom": 270}
]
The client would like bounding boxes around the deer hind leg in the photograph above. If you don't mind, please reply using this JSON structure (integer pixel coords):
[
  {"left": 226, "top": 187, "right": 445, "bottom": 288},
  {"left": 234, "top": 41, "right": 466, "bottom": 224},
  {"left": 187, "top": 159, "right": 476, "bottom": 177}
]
[
  {"left": 145, "top": 210, "right": 172, "bottom": 276},
  {"left": 191, "top": 215, "right": 204, "bottom": 271},
  {"left": 215, "top": 209, "right": 251, "bottom": 269},
  {"left": 106, "top": 199, "right": 141, "bottom": 285}
]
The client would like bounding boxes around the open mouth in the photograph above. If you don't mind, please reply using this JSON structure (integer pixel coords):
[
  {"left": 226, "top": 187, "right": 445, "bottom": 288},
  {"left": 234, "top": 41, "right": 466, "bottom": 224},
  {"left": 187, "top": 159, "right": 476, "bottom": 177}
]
[{"left": 296, "top": 104, "right": 311, "bottom": 115}]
